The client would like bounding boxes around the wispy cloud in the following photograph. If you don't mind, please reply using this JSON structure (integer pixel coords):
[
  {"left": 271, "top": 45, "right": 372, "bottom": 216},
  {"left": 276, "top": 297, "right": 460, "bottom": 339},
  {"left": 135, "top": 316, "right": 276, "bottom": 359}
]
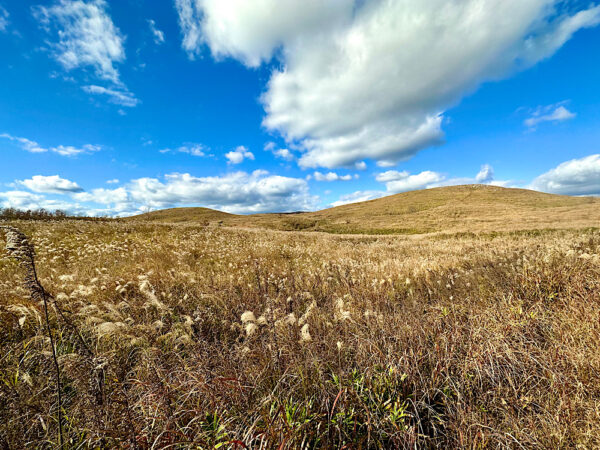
[
  {"left": 1, "top": 133, "right": 100, "bottom": 157},
  {"left": 33, "top": 0, "right": 126, "bottom": 84},
  {"left": 148, "top": 19, "right": 165, "bottom": 45},
  {"left": 82, "top": 85, "right": 139, "bottom": 107},
  {"left": 524, "top": 103, "right": 576, "bottom": 129},
  {"left": 0, "top": 5, "right": 9, "bottom": 32},
  {"left": 0, "top": 133, "right": 47, "bottom": 153},
  {"left": 174, "top": 0, "right": 204, "bottom": 59},
  {"left": 33, "top": 0, "right": 139, "bottom": 109},
  {"left": 160, "top": 143, "right": 208, "bottom": 157}
]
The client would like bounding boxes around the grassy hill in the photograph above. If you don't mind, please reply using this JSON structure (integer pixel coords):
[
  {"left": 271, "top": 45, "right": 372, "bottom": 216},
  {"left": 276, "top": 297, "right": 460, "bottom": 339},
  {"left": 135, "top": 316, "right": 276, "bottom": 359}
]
[
  {"left": 130, "top": 185, "right": 600, "bottom": 234},
  {"left": 133, "top": 206, "right": 233, "bottom": 223}
]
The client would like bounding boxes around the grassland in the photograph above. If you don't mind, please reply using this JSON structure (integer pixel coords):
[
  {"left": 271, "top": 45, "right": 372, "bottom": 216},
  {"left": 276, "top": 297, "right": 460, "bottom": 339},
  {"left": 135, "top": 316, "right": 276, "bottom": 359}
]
[
  {"left": 131, "top": 185, "right": 600, "bottom": 234},
  {"left": 1, "top": 187, "right": 600, "bottom": 448}
]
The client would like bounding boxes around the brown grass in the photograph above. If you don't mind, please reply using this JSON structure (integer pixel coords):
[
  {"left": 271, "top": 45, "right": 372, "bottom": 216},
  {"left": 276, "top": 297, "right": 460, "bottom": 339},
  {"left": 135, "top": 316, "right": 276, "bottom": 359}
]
[
  {"left": 1, "top": 219, "right": 600, "bottom": 448},
  {"left": 129, "top": 185, "right": 600, "bottom": 235}
]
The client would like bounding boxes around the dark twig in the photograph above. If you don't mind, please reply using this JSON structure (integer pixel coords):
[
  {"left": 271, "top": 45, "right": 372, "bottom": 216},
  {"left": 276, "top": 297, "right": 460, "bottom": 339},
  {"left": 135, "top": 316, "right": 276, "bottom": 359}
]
[{"left": 1, "top": 226, "right": 64, "bottom": 448}]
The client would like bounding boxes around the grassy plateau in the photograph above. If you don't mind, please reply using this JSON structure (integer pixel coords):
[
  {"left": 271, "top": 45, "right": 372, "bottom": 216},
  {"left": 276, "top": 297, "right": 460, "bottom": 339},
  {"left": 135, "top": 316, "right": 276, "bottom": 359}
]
[{"left": 1, "top": 185, "right": 600, "bottom": 448}]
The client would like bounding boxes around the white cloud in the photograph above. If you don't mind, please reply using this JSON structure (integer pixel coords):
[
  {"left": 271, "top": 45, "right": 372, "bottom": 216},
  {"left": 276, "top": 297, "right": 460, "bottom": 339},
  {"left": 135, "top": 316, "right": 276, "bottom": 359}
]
[
  {"left": 0, "top": 190, "right": 87, "bottom": 213},
  {"left": 264, "top": 142, "right": 296, "bottom": 162},
  {"left": 34, "top": 0, "right": 126, "bottom": 84},
  {"left": 274, "top": 149, "right": 295, "bottom": 161},
  {"left": 376, "top": 170, "right": 445, "bottom": 194},
  {"left": 0, "top": 5, "right": 9, "bottom": 32},
  {"left": 148, "top": 19, "right": 165, "bottom": 44},
  {"left": 0, "top": 133, "right": 47, "bottom": 153},
  {"left": 72, "top": 170, "right": 317, "bottom": 215},
  {"left": 52, "top": 144, "right": 101, "bottom": 156},
  {"left": 524, "top": 103, "right": 576, "bottom": 128},
  {"left": 72, "top": 186, "right": 131, "bottom": 214},
  {"left": 174, "top": 0, "right": 352, "bottom": 63},
  {"left": 331, "top": 190, "right": 384, "bottom": 207},
  {"left": 178, "top": 0, "right": 600, "bottom": 168},
  {"left": 160, "top": 143, "right": 207, "bottom": 156},
  {"left": 0, "top": 191, "right": 44, "bottom": 210},
  {"left": 529, "top": 154, "right": 600, "bottom": 196},
  {"left": 106, "top": 178, "right": 119, "bottom": 184},
  {"left": 16, "top": 175, "right": 83, "bottom": 194},
  {"left": 0, "top": 133, "right": 100, "bottom": 156},
  {"left": 82, "top": 85, "right": 139, "bottom": 107},
  {"left": 475, "top": 164, "right": 495, "bottom": 184},
  {"left": 334, "top": 163, "right": 509, "bottom": 207},
  {"left": 376, "top": 164, "right": 510, "bottom": 194},
  {"left": 225, "top": 145, "right": 254, "bottom": 164},
  {"left": 313, "top": 171, "right": 353, "bottom": 182}
]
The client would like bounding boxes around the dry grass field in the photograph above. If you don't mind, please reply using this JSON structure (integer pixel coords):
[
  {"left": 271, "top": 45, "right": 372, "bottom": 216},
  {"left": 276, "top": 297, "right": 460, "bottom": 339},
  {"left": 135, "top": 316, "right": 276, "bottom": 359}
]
[
  {"left": 133, "top": 185, "right": 600, "bottom": 234},
  {"left": 1, "top": 186, "right": 600, "bottom": 448}
]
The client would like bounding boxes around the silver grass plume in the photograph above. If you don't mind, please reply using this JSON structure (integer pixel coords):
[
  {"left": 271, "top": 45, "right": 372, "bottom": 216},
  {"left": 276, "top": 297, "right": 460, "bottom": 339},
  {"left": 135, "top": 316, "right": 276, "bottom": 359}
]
[
  {"left": 1, "top": 226, "right": 64, "bottom": 447},
  {"left": 1, "top": 226, "right": 45, "bottom": 301}
]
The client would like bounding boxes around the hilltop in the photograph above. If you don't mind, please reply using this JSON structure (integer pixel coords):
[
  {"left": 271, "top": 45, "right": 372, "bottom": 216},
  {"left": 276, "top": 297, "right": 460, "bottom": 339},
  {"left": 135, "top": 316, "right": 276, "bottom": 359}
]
[{"left": 129, "top": 185, "right": 600, "bottom": 234}]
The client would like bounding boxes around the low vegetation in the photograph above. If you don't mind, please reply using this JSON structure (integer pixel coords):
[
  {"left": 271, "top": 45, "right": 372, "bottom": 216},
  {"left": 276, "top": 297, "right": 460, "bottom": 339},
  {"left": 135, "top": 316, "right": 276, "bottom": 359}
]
[
  {"left": 1, "top": 218, "right": 599, "bottom": 448},
  {"left": 0, "top": 208, "right": 107, "bottom": 222},
  {"left": 131, "top": 185, "right": 600, "bottom": 234}
]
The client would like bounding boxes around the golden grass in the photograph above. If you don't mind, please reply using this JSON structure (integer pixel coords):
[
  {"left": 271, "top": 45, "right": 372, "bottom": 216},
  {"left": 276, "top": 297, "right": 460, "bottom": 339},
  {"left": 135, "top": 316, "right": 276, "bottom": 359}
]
[
  {"left": 1, "top": 219, "right": 600, "bottom": 448},
  {"left": 129, "top": 185, "right": 600, "bottom": 234}
]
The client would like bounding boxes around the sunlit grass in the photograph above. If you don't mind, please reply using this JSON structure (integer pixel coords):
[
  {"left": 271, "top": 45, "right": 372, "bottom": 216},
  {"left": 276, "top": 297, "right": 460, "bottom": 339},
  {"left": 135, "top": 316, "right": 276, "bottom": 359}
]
[{"left": 1, "top": 220, "right": 599, "bottom": 448}]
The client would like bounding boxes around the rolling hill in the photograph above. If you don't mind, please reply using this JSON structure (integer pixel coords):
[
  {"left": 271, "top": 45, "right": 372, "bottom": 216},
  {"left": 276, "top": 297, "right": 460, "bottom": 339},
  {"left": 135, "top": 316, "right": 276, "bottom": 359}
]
[{"left": 129, "top": 185, "right": 600, "bottom": 234}]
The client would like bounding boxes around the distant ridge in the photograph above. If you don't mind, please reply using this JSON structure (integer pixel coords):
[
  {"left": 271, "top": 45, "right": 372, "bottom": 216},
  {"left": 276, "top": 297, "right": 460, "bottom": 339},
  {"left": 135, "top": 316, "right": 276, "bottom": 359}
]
[{"left": 128, "top": 185, "right": 600, "bottom": 234}]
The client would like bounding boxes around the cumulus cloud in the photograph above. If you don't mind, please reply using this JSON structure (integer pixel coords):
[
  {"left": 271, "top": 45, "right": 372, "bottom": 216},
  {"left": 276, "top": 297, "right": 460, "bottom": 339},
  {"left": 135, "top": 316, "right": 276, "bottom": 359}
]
[
  {"left": 148, "top": 19, "right": 165, "bottom": 45},
  {"left": 265, "top": 143, "right": 296, "bottom": 162},
  {"left": 529, "top": 154, "right": 600, "bottom": 196},
  {"left": 377, "top": 164, "right": 510, "bottom": 194},
  {"left": 0, "top": 5, "right": 9, "bottom": 32},
  {"left": 160, "top": 143, "right": 207, "bottom": 156},
  {"left": 524, "top": 103, "right": 576, "bottom": 128},
  {"left": 273, "top": 148, "right": 295, "bottom": 161},
  {"left": 34, "top": 0, "right": 126, "bottom": 84},
  {"left": 16, "top": 175, "right": 83, "bottom": 194},
  {"left": 82, "top": 85, "right": 139, "bottom": 107},
  {"left": 177, "top": 0, "right": 600, "bottom": 168},
  {"left": 0, "top": 133, "right": 100, "bottom": 156},
  {"left": 475, "top": 164, "right": 495, "bottom": 184},
  {"left": 71, "top": 171, "right": 317, "bottom": 215},
  {"left": 225, "top": 146, "right": 254, "bottom": 164},
  {"left": 174, "top": 0, "right": 352, "bottom": 63},
  {"left": 376, "top": 170, "right": 445, "bottom": 194},
  {"left": 0, "top": 190, "right": 86, "bottom": 213},
  {"left": 313, "top": 171, "right": 353, "bottom": 182}
]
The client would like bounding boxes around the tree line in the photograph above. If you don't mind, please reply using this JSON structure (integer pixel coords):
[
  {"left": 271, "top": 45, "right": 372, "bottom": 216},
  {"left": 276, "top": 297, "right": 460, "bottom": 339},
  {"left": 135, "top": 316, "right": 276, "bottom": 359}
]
[{"left": 0, "top": 208, "right": 108, "bottom": 221}]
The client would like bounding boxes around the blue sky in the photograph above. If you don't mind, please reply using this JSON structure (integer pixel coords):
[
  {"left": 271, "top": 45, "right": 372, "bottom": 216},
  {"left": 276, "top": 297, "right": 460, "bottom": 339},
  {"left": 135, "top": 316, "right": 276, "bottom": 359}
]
[{"left": 1, "top": 0, "right": 600, "bottom": 216}]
